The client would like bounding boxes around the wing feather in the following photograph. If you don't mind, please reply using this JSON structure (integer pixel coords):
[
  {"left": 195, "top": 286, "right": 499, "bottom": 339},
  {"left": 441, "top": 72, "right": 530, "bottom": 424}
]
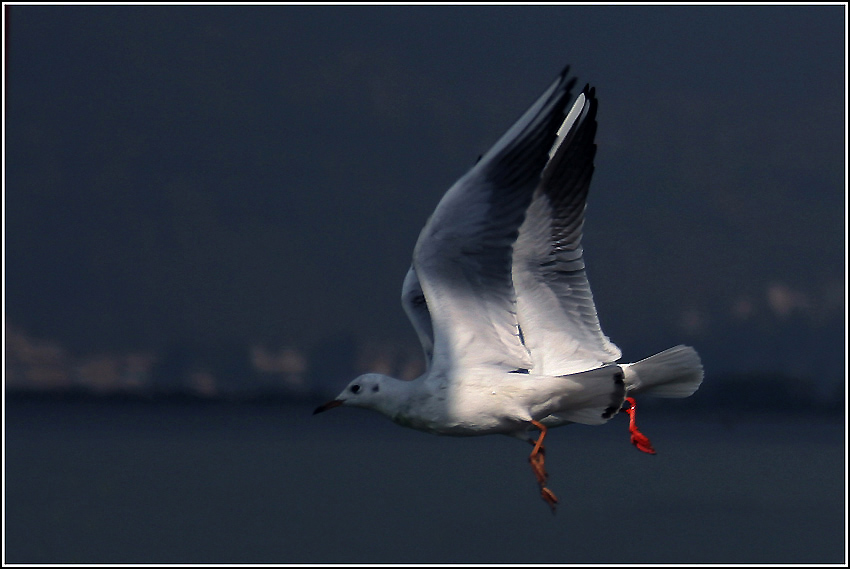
[
  {"left": 413, "top": 68, "right": 578, "bottom": 373},
  {"left": 512, "top": 86, "right": 622, "bottom": 376}
]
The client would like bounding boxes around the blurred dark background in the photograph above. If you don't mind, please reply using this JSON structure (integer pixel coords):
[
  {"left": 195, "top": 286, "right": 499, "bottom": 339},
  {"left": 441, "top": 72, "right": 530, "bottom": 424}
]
[
  {"left": 4, "top": 5, "right": 846, "bottom": 403},
  {"left": 3, "top": 5, "right": 847, "bottom": 564}
]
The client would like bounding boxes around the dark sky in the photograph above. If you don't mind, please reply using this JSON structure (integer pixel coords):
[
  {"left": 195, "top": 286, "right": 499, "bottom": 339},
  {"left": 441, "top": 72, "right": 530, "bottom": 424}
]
[{"left": 4, "top": 5, "right": 846, "bottom": 387}]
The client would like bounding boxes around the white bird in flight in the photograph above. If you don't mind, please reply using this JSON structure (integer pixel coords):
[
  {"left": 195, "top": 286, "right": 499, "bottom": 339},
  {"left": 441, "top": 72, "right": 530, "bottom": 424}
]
[{"left": 314, "top": 65, "right": 704, "bottom": 512}]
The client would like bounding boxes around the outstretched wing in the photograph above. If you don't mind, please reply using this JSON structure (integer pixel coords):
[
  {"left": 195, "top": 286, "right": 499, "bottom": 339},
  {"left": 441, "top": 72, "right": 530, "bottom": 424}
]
[
  {"left": 512, "top": 86, "right": 621, "bottom": 376},
  {"left": 412, "top": 67, "right": 578, "bottom": 373}
]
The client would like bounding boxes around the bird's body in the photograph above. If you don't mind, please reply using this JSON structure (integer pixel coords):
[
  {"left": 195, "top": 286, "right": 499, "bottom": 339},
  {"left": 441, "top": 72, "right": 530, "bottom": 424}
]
[
  {"left": 314, "top": 65, "right": 704, "bottom": 510},
  {"left": 341, "top": 365, "right": 624, "bottom": 437}
]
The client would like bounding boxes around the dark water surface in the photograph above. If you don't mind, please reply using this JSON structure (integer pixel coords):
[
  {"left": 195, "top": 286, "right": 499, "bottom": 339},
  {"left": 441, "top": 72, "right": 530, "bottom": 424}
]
[{"left": 4, "top": 396, "right": 845, "bottom": 563}]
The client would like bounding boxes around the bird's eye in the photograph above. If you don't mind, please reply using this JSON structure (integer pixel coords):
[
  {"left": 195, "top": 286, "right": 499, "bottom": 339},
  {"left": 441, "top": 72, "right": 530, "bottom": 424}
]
[
  {"left": 372, "top": 385, "right": 380, "bottom": 393},
  {"left": 350, "top": 384, "right": 361, "bottom": 394}
]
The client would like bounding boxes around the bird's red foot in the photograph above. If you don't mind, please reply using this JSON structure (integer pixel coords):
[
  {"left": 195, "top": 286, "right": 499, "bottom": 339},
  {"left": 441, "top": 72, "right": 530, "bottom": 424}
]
[
  {"left": 540, "top": 486, "right": 558, "bottom": 513},
  {"left": 623, "top": 396, "right": 656, "bottom": 454}
]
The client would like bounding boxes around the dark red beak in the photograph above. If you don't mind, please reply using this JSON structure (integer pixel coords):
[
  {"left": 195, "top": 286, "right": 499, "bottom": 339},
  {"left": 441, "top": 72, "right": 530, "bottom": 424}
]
[{"left": 313, "top": 399, "right": 344, "bottom": 415}]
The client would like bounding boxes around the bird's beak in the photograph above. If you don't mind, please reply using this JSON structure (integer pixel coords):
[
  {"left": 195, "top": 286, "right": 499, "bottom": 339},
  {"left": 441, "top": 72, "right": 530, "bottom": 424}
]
[{"left": 313, "top": 399, "right": 344, "bottom": 415}]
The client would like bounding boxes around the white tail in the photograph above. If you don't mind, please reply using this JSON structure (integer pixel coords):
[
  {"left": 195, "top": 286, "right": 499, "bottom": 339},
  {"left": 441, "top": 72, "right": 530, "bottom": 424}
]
[{"left": 621, "top": 345, "right": 704, "bottom": 398}]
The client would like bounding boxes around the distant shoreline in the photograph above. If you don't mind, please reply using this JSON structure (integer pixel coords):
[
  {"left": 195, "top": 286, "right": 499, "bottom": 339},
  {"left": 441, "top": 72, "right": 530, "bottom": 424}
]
[{"left": 5, "top": 384, "right": 844, "bottom": 418}]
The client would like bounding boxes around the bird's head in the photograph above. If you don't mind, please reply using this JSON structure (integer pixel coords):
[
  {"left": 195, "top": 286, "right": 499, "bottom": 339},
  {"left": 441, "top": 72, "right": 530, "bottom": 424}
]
[{"left": 313, "top": 373, "right": 397, "bottom": 416}]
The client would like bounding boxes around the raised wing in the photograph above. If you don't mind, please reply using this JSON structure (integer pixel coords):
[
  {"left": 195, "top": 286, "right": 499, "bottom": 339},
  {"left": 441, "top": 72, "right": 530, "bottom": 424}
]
[
  {"left": 512, "top": 86, "right": 622, "bottom": 376},
  {"left": 412, "top": 68, "right": 578, "bottom": 373}
]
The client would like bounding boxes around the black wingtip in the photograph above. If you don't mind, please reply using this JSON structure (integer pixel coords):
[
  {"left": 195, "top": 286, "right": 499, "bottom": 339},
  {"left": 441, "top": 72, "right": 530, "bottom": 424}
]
[{"left": 552, "top": 64, "right": 576, "bottom": 96}]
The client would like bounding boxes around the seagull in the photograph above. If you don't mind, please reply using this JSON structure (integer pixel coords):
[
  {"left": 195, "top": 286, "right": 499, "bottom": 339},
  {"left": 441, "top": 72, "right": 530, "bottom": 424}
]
[{"left": 314, "top": 65, "right": 704, "bottom": 512}]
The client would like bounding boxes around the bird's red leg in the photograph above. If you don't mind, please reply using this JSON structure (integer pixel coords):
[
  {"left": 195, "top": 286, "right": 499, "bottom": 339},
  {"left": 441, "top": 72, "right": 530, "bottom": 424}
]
[
  {"left": 623, "top": 396, "right": 656, "bottom": 454},
  {"left": 528, "top": 420, "right": 548, "bottom": 484},
  {"left": 529, "top": 420, "right": 558, "bottom": 512}
]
